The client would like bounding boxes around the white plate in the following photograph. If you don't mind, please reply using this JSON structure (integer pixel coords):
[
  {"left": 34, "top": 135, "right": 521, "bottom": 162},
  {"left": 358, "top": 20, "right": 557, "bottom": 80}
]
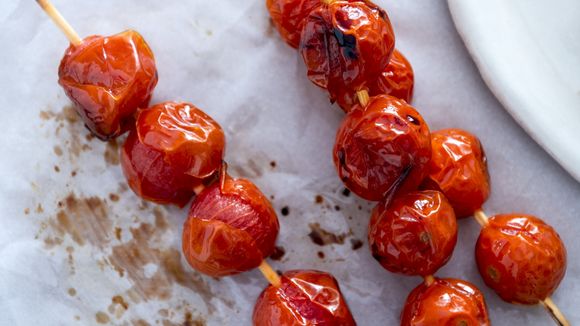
[{"left": 448, "top": 0, "right": 580, "bottom": 182}]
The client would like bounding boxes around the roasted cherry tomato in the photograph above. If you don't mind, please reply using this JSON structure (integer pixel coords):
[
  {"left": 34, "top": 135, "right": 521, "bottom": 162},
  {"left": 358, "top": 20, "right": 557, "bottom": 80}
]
[
  {"left": 421, "top": 129, "right": 490, "bottom": 218},
  {"left": 253, "top": 270, "right": 356, "bottom": 325},
  {"left": 368, "top": 190, "right": 457, "bottom": 276},
  {"left": 401, "top": 278, "right": 490, "bottom": 326},
  {"left": 121, "top": 102, "right": 225, "bottom": 206},
  {"left": 336, "top": 49, "right": 414, "bottom": 112},
  {"left": 475, "top": 214, "right": 567, "bottom": 305},
  {"left": 182, "top": 174, "right": 280, "bottom": 277},
  {"left": 333, "top": 95, "right": 431, "bottom": 201},
  {"left": 58, "top": 30, "right": 158, "bottom": 140},
  {"left": 266, "top": 0, "right": 321, "bottom": 48},
  {"left": 300, "top": 1, "right": 395, "bottom": 106}
]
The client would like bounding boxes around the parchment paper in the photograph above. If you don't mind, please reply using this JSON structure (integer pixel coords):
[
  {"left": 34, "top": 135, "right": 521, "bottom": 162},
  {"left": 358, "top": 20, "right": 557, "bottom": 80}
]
[{"left": 0, "top": 0, "right": 578, "bottom": 325}]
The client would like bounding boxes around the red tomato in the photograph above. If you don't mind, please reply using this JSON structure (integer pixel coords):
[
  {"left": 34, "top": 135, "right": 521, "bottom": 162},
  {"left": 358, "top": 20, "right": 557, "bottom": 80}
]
[
  {"left": 253, "top": 270, "right": 356, "bottom": 325},
  {"left": 300, "top": 1, "right": 395, "bottom": 107},
  {"left": 475, "top": 214, "right": 567, "bottom": 304},
  {"left": 266, "top": 0, "right": 321, "bottom": 48},
  {"left": 369, "top": 190, "right": 457, "bottom": 276},
  {"left": 58, "top": 30, "right": 158, "bottom": 140},
  {"left": 401, "top": 278, "right": 490, "bottom": 326},
  {"left": 421, "top": 129, "right": 490, "bottom": 218},
  {"left": 182, "top": 174, "right": 279, "bottom": 277},
  {"left": 336, "top": 49, "right": 415, "bottom": 112},
  {"left": 333, "top": 95, "right": 431, "bottom": 201},
  {"left": 121, "top": 102, "right": 225, "bottom": 206}
]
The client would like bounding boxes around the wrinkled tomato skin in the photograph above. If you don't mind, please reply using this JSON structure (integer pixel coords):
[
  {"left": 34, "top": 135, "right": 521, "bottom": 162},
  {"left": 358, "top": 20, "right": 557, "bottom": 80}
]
[
  {"left": 300, "top": 1, "right": 395, "bottom": 105},
  {"left": 401, "top": 278, "right": 490, "bottom": 326},
  {"left": 475, "top": 214, "right": 567, "bottom": 305},
  {"left": 182, "top": 175, "right": 280, "bottom": 277},
  {"left": 266, "top": 0, "right": 321, "bottom": 48},
  {"left": 333, "top": 95, "right": 431, "bottom": 201},
  {"left": 253, "top": 270, "right": 356, "bottom": 326},
  {"left": 336, "top": 49, "right": 414, "bottom": 112},
  {"left": 58, "top": 30, "right": 158, "bottom": 140},
  {"left": 368, "top": 190, "right": 457, "bottom": 276},
  {"left": 421, "top": 129, "right": 490, "bottom": 218},
  {"left": 121, "top": 102, "right": 225, "bottom": 206}
]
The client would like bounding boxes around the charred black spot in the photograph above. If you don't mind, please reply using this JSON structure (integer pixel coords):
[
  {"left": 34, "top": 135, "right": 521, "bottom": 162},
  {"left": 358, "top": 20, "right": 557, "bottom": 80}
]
[
  {"left": 281, "top": 206, "right": 290, "bottom": 216},
  {"left": 337, "top": 148, "right": 346, "bottom": 167},
  {"left": 342, "top": 188, "right": 351, "bottom": 197},
  {"left": 270, "top": 246, "right": 286, "bottom": 261},
  {"left": 332, "top": 28, "right": 358, "bottom": 60},
  {"left": 406, "top": 115, "right": 420, "bottom": 125}
]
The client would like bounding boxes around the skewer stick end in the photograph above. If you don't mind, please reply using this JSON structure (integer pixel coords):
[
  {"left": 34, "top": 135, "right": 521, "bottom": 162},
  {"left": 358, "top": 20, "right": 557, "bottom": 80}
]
[
  {"left": 424, "top": 275, "right": 435, "bottom": 286},
  {"left": 258, "top": 260, "right": 281, "bottom": 287},
  {"left": 541, "top": 297, "right": 569, "bottom": 326},
  {"left": 356, "top": 89, "right": 370, "bottom": 107},
  {"left": 473, "top": 209, "right": 490, "bottom": 227}
]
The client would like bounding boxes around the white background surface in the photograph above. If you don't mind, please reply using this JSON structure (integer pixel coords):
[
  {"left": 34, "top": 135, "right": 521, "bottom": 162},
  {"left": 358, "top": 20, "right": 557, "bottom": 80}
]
[{"left": 0, "top": 0, "right": 578, "bottom": 325}]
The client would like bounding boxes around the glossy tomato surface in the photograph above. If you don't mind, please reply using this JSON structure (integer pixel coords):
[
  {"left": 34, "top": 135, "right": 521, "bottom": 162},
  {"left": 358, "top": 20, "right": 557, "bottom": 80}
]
[
  {"left": 266, "top": 0, "right": 321, "bottom": 48},
  {"left": 369, "top": 190, "right": 457, "bottom": 276},
  {"left": 475, "top": 214, "right": 567, "bottom": 304},
  {"left": 253, "top": 270, "right": 356, "bottom": 326},
  {"left": 421, "top": 129, "right": 490, "bottom": 218},
  {"left": 333, "top": 95, "right": 431, "bottom": 201},
  {"left": 182, "top": 174, "right": 279, "bottom": 277},
  {"left": 336, "top": 49, "right": 414, "bottom": 112},
  {"left": 401, "top": 278, "right": 490, "bottom": 326},
  {"left": 58, "top": 30, "right": 158, "bottom": 140},
  {"left": 300, "top": 1, "right": 395, "bottom": 106},
  {"left": 121, "top": 102, "right": 225, "bottom": 206}
]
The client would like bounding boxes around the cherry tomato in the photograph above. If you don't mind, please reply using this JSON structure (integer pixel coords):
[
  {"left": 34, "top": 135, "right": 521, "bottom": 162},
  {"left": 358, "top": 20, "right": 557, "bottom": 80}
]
[
  {"left": 182, "top": 174, "right": 279, "bottom": 277},
  {"left": 266, "top": 0, "right": 321, "bottom": 48},
  {"left": 253, "top": 270, "right": 356, "bottom": 325},
  {"left": 58, "top": 30, "right": 158, "bottom": 140},
  {"left": 421, "top": 129, "right": 490, "bottom": 218},
  {"left": 336, "top": 49, "right": 415, "bottom": 112},
  {"left": 368, "top": 190, "right": 457, "bottom": 276},
  {"left": 121, "top": 102, "right": 225, "bottom": 206},
  {"left": 401, "top": 278, "right": 490, "bottom": 326},
  {"left": 475, "top": 214, "right": 567, "bottom": 304},
  {"left": 333, "top": 95, "right": 431, "bottom": 201},
  {"left": 300, "top": 1, "right": 395, "bottom": 106}
]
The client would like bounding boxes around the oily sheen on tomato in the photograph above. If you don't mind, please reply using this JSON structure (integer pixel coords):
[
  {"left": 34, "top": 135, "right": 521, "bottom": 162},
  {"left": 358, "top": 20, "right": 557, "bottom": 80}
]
[
  {"left": 401, "top": 278, "right": 490, "bottom": 326},
  {"left": 182, "top": 174, "right": 279, "bottom": 277},
  {"left": 368, "top": 190, "right": 457, "bottom": 276},
  {"left": 300, "top": 1, "right": 395, "bottom": 106},
  {"left": 58, "top": 30, "right": 158, "bottom": 140},
  {"left": 333, "top": 95, "right": 431, "bottom": 201},
  {"left": 253, "top": 270, "right": 356, "bottom": 326},
  {"left": 421, "top": 129, "right": 490, "bottom": 218},
  {"left": 336, "top": 49, "right": 415, "bottom": 112},
  {"left": 475, "top": 214, "right": 567, "bottom": 304},
  {"left": 121, "top": 102, "right": 225, "bottom": 206}
]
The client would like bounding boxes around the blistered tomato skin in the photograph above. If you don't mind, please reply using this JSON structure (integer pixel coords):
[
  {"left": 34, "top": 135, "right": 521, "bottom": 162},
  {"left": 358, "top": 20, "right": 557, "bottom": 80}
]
[
  {"left": 475, "top": 214, "right": 567, "bottom": 305},
  {"left": 333, "top": 95, "right": 431, "bottom": 201},
  {"left": 336, "top": 49, "right": 415, "bottom": 112},
  {"left": 300, "top": 1, "right": 395, "bottom": 105},
  {"left": 182, "top": 175, "right": 280, "bottom": 277},
  {"left": 58, "top": 30, "right": 158, "bottom": 140},
  {"left": 401, "top": 278, "right": 490, "bottom": 326},
  {"left": 253, "top": 270, "right": 356, "bottom": 326},
  {"left": 121, "top": 102, "right": 225, "bottom": 206},
  {"left": 421, "top": 129, "right": 490, "bottom": 218},
  {"left": 266, "top": 0, "right": 321, "bottom": 48},
  {"left": 368, "top": 190, "right": 457, "bottom": 276}
]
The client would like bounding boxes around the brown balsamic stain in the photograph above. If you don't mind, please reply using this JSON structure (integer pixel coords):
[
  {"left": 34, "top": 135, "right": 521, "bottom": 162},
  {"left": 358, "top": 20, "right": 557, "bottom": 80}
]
[
  {"left": 315, "top": 195, "right": 324, "bottom": 204},
  {"left": 109, "top": 295, "right": 129, "bottom": 318},
  {"left": 114, "top": 227, "right": 122, "bottom": 241},
  {"left": 351, "top": 238, "right": 363, "bottom": 250},
  {"left": 54, "top": 146, "right": 64, "bottom": 156},
  {"left": 342, "top": 188, "right": 351, "bottom": 197},
  {"left": 132, "top": 320, "right": 151, "bottom": 326},
  {"left": 24, "top": 208, "right": 30, "bottom": 215},
  {"left": 183, "top": 311, "right": 205, "bottom": 326},
  {"left": 35, "top": 203, "right": 44, "bottom": 214},
  {"left": 153, "top": 207, "right": 168, "bottom": 231},
  {"left": 68, "top": 288, "right": 77, "bottom": 296},
  {"left": 109, "top": 193, "right": 120, "bottom": 202},
  {"left": 61, "top": 105, "right": 79, "bottom": 124},
  {"left": 48, "top": 193, "right": 112, "bottom": 247},
  {"left": 270, "top": 246, "right": 286, "bottom": 261},
  {"left": 71, "top": 170, "right": 77, "bottom": 177},
  {"left": 112, "top": 295, "right": 129, "bottom": 310},
  {"left": 54, "top": 165, "right": 61, "bottom": 172},
  {"left": 95, "top": 311, "right": 110, "bottom": 324},
  {"left": 317, "top": 251, "right": 325, "bottom": 259},
  {"left": 43, "top": 236, "right": 63, "bottom": 249},
  {"left": 308, "top": 223, "right": 352, "bottom": 246},
  {"left": 39, "top": 110, "right": 54, "bottom": 121},
  {"left": 118, "top": 183, "right": 129, "bottom": 193},
  {"left": 334, "top": 205, "right": 341, "bottom": 211},
  {"left": 270, "top": 161, "right": 276, "bottom": 168},
  {"left": 104, "top": 139, "right": 120, "bottom": 165}
]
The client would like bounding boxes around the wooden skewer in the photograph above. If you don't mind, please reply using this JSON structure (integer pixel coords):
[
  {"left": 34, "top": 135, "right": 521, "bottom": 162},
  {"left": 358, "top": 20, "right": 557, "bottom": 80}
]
[
  {"left": 473, "top": 209, "right": 489, "bottom": 227},
  {"left": 36, "top": 0, "right": 82, "bottom": 46},
  {"left": 258, "top": 260, "right": 281, "bottom": 287},
  {"left": 541, "top": 297, "right": 570, "bottom": 326},
  {"left": 356, "top": 89, "right": 370, "bottom": 107},
  {"left": 423, "top": 275, "right": 435, "bottom": 286}
]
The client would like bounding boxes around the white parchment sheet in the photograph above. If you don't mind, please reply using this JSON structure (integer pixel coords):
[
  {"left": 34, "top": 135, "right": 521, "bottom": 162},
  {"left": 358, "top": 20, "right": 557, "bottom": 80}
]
[{"left": 0, "top": 0, "right": 578, "bottom": 325}]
